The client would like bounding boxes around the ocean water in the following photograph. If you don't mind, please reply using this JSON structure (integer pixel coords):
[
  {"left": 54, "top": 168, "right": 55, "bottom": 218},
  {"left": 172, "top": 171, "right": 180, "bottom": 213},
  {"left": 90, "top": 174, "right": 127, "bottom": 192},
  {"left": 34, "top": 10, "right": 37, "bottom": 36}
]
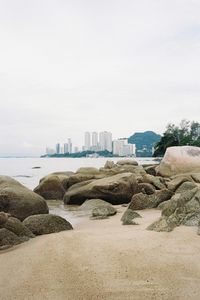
[{"left": 0, "top": 157, "right": 157, "bottom": 190}]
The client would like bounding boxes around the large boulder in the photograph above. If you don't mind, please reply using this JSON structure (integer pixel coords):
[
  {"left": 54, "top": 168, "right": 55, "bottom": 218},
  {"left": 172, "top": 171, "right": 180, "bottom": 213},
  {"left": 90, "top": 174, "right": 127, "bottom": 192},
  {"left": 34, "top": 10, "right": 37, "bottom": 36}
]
[
  {"left": 34, "top": 171, "right": 74, "bottom": 199},
  {"left": 76, "top": 167, "right": 100, "bottom": 175},
  {"left": 0, "top": 176, "right": 49, "bottom": 221},
  {"left": 147, "top": 187, "right": 200, "bottom": 232},
  {"left": 23, "top": 214, "right": 73, "bottom": 235},
  {"left": 34, "top": 175, "right": 66, "bottom": 200},
  {"left": 129, "top": 189, "right": 173, "bottom": 210},
  {"left": 64, "top": 173, "right": 138, "bottom": 205},
  {"left": 67, "top": 173, "right": 104, "bottom": 188},
  {"left": 156, "top": 146, "right": 200, "bottom": 177}
]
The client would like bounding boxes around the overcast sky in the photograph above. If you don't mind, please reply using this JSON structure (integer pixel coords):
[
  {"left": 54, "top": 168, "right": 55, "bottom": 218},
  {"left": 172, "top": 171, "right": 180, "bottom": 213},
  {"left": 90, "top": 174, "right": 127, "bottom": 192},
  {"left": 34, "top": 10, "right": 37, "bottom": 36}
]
[{"left": 0, "top": 0, "right": 200, "bottom": 156}]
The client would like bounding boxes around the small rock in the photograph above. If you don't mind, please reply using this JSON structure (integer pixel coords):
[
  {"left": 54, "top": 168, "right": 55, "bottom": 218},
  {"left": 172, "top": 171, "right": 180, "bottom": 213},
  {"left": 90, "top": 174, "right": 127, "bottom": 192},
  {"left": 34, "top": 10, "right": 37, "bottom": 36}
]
[
  {"left": 23, "top": 214, "right": 73, "bottom": 235},
  {"left": 121, "top": 209, "right": 141, "bottom": 225}
]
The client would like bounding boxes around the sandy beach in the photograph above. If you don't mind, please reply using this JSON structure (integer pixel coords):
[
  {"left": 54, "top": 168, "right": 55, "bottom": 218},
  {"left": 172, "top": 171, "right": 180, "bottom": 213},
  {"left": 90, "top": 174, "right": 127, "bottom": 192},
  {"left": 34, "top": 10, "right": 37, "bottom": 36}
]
[{"left": 0, "top": 208, "right": 200, "bottom": 300}]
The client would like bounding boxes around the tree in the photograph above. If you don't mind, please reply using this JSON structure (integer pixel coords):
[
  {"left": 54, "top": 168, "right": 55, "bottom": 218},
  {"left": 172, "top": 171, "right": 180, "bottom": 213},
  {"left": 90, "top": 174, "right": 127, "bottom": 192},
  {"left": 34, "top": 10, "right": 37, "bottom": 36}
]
[{"left": 153, "top": 119, "right": 200, "bottom": 157}]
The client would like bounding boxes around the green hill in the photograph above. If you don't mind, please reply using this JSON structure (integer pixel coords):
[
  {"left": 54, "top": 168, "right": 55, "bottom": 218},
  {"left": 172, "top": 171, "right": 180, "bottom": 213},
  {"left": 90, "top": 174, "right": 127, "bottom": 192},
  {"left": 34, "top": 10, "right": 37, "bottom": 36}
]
[{"left": 128, "top": 131, "right": 161, "bottom": 157}]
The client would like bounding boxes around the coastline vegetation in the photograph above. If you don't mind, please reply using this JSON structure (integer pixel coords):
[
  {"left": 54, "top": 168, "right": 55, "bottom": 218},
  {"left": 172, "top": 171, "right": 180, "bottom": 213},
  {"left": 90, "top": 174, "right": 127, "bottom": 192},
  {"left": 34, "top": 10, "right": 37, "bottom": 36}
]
[{"left": 153, "top": 120, "right": 200, "bottom": 157}]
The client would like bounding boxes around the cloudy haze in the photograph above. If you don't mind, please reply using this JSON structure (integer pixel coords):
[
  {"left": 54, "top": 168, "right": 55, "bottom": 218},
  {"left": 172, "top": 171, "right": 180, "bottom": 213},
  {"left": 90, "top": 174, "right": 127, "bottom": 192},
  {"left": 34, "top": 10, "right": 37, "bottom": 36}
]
[{"left": 0, "top": 0, "right": 200, "bottom": 156}]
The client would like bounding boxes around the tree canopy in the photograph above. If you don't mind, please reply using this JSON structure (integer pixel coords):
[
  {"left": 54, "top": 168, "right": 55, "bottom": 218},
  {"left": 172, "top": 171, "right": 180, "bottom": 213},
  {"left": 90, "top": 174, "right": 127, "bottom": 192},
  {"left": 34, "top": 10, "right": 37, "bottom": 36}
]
[{"left": 153, "top": 120, "right": 200, "bottom": 157}]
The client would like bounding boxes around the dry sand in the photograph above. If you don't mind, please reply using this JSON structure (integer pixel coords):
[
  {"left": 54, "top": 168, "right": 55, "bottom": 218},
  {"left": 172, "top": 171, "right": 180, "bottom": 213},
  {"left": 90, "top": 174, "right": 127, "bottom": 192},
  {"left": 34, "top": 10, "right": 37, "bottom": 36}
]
[{"left": 0, "top": 208, "right": 200, "bottom": 300}]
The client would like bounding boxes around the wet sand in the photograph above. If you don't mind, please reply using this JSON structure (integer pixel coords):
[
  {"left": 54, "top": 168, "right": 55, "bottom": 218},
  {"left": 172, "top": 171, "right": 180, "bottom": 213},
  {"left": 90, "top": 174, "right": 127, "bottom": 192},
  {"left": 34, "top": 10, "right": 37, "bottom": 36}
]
[{"left": 0, "top": 208, "right": 200, "bottom": 300}]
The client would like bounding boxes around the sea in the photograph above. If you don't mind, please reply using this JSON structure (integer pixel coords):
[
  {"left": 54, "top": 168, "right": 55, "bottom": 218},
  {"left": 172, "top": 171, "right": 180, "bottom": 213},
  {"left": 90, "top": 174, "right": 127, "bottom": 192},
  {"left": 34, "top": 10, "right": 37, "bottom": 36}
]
[{"left": 0, "top": 157, "right": 157, "bottom": 224}]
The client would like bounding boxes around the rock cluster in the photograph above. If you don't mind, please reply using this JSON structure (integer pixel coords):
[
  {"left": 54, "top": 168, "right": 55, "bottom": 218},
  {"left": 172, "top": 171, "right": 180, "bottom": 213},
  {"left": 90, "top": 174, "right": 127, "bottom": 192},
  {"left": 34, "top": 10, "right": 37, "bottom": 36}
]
[
  {"left": 147, "top": 187, "right": 200, "bottom": 232},
  {"left": 32, "top": 152, "right": 200, "bottom": 235},
  {"left": 0, "top": 176, "right": 73, "bottom": 249},
  {"left": 0, "top": 212, "right": 73, "bottom": 249},
  {"left": 2, "top": 147, "right": 200, "bottom": 249}
]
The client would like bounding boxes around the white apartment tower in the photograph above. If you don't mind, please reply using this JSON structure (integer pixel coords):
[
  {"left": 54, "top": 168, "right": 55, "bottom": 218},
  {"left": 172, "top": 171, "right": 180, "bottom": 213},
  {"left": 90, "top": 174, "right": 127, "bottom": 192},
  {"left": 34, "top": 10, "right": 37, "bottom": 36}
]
[
  {"left": 99, "top": 131, "right": 112, "bottom": 152},
  {"left": 68, "top": 138, "right": 72, "bottom": 154},
  {"left": 56, "top": 143, "right": 60, "bottom": 154},
  {"left": 84, "top": 132, "right": 91, "bottom": 151},
  {"left": 92, "top": 132, "right": 98, "bottom": 150},
  {"left": 113, "top": 139, "right": 136, "bottom": 157},
  {"left": 64, "top": 143, "right": 69, "bottom": 154}
]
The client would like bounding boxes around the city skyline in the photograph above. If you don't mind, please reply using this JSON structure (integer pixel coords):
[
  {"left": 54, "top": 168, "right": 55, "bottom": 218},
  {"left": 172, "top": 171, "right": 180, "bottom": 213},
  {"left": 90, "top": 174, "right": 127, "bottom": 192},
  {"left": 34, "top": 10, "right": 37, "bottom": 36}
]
[{"left": 46, "top": 130, "right": 136, "bottom": 157}]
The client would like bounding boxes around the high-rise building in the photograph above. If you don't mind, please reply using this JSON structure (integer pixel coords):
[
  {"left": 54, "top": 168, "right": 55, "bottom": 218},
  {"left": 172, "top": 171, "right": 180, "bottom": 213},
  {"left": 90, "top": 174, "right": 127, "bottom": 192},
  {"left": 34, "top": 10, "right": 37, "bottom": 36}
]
[
  {"left": 84, "top": 132, "right": 91, "bottom": 151},
  {"left": 56, "top": 143, "right": 60, "bottom": 154},
  {"left": 64, "top": 143, "right": 69, "bottom": 154},
  {"left": 113, "top": 139, "right": 125, "bottom": 156},
  {"left": 113, "top": 139, "right": 136, "bottom": 157},
  {"left": 92, "top": 132, "right": 98, "bottom": 149},
  {"left": 68, "top": 138, "right": 72, "bottom": 154},
  {"left": 99, "top": 131, "right": 112, "bottom": 152}
]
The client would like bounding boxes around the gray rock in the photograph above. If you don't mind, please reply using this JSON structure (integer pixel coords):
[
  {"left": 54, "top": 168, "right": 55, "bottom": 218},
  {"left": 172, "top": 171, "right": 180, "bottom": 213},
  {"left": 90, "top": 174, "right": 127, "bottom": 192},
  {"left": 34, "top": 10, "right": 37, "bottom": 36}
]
[
  {"left": 129, "top": 189, "right": 173, "bottom": 210},
  {"left": 99, "top": 165, "right": 146, "bottom": 177},
  {"left": 80, "top": 199, "right": 116, "bottom": 212},
  {"left": 67, "top": 174, "right": 104, "bottom": 188},
  {"left": 176, "top": 181, "right": 197, "bottom": 193},
  {"left": 121, "top": 209, "right": 141, "bottom": 225},
  {"left": 104, "top": 161, "right": 116, "bottom": 169},
  {"left": 3, "top": 217, "right": 34, "bottom": 238},
  {"left": 191, "top": 173, "right": 200, "bottom": 183},
  {"left": 142, "top": 174, "right": 166, "bottom": 190},
  {"left": 0, "top": 176, "right": 49, "bottom": 221},
  {"left": 167, "top": 175, "right": 193, "bottom": 192},
  {"left": 116, "top": 159, "right": 138, "bottom": 166},
  {"left": 148, "top": 187, "right": 200, "bottom": 232},
  {"left": 34, "top": 175, "right": 66, "bottom": 200},
  {"left": 157, "top": 200, "right": 170, "bottom": 210},
  {"left": 23, "top": 214, "right": 73, "bottom": 235},
  {"left": 64, "top": 173, "right": 138, "bottom": 205},
  {"left": 0, "top": 228, "right": 27, "bottom": 249},
  {"left": 91, "top": 206, "right": 117, "bottom": 219},
  {"left": 197, "top": 220, "right": 200, "bottom": 235},
  {"left": 137, "top": 183, "right": 156, "bottom": 195},
  {"left": 76, "top": 167, "right": 100, "bottom": 175},
  {"left": 0, "top": 212, "right": 9, "bottom": 225},
  {"left": 147, "top": 216, "right": 177, "bottom": 232},
  {"left": 143, "top": 165, "right": 157, "bottom": 176}
]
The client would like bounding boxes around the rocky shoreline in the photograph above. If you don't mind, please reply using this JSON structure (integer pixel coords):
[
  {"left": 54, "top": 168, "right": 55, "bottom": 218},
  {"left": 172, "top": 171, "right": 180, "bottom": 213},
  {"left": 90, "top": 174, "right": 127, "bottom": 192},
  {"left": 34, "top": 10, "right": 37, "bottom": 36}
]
[{"left": 1, "top": 146, "right": 200, "bottom": 249}]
